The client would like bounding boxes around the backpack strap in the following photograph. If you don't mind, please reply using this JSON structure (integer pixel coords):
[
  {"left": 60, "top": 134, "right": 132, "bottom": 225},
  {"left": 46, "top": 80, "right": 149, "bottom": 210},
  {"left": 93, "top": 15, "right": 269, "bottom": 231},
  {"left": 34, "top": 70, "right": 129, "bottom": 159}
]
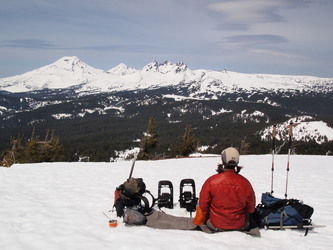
[
  {"left": 139, "top": 190, "right": 157, "bottom": 214},
  {"left": 280, "top": 208, "right": 288, "bottom": 229},
  {"left": 114, "top": 198, "right": 125, "bottom": 217},
  {"left": 114, "top": 190, "right": 156, "bottom": 217}
]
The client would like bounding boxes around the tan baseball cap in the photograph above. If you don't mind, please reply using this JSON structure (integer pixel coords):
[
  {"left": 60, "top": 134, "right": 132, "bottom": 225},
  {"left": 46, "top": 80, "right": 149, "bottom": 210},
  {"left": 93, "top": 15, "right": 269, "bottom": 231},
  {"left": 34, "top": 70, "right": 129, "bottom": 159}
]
[{"left": 221, "top": 147, "right": 239, "bottom": 167}]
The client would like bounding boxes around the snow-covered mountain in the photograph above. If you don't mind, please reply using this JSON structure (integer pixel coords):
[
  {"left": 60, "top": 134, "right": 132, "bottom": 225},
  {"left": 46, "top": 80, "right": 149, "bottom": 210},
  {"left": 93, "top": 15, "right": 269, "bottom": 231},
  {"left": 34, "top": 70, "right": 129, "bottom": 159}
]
[
  {"left": 107, "top": 63, "right": 137, "bottom": 75},
  {"left": 1, "top": 56, "right": 332, "bottom": 95},
  {"left": 0, "top": 57, "right": 106, "bottom": 92},
  {"left": 0, "top": 56, "right": 332, "bottom": 159}
]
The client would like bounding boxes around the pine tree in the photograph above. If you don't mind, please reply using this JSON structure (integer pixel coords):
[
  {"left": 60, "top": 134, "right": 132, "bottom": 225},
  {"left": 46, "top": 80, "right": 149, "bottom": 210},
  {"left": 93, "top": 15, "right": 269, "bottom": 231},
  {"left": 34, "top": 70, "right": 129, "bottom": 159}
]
[
  {"left": 137, "top": 117, "right": 158, "bottom": 160},
  {"left": 178, "top": 124, "right": 199, "bottom": 157},
  {"left": 240, "top": 136, "right": 251, "bottom": 155},
  {"left": 24, "top": 128, "right": 40, "bottom": 163},
  {"left": 1, "top": 135, "right": 24, "bottom": 167},
  {"left": 0, "top": 129, "right": 64, "bottom": 166}
]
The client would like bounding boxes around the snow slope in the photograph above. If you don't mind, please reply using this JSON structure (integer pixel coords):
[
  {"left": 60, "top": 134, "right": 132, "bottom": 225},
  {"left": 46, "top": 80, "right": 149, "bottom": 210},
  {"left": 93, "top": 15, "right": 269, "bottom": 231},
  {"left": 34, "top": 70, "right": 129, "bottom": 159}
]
[
  {"left": 1, "top": 155, "right": 332, "bottom": 250},
  {"left": 0, "top": 57, "right": 106, "bottom": 92},
  {"left": 0, "top": 56, "right": 332, "bottom": 94},
  {"left": 259, "top": 116, "right": 333, "bottom": 144}
]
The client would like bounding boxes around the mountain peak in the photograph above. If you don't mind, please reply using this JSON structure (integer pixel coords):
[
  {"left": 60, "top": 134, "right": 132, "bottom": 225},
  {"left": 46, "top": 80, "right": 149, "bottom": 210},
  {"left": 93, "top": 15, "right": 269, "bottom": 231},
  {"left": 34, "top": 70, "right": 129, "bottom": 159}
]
[
  {"left": 57, "top": 56, "right": 81, "bottom": 62},
  {"left": 159, "top": 60, "right": 188, "bottom": 74},
  {"left": 142, "top": 61, "right": 159, "bottom": 72},
  {"left": 141, "top": 60, "right": 188, "bottom": 74},
  {"left": 50, "top": 56, "right": 91, "bottom": 72},
  {"left": 108, "top": 63, "right": 137, "bottom": 75},
  {"left": 0, "top": 56, "right": 106, "bottom": 92}
]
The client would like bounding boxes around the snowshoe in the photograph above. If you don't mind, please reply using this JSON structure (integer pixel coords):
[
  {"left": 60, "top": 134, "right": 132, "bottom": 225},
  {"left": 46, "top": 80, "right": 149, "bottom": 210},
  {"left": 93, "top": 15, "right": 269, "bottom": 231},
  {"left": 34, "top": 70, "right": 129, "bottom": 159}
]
[
  {"left": 157, "top": 180, "right": 174, "bottom": 209},
  {"left": 179, "top": 178, "right": 198, "bottom": 212}
]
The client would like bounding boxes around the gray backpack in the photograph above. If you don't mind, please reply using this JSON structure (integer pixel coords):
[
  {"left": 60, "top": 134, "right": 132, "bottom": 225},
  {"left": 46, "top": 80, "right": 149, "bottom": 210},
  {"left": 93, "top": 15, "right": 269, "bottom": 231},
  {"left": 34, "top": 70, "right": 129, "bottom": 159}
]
[{"left": 114, "top": 178, "right": 154, "bottom": 218}]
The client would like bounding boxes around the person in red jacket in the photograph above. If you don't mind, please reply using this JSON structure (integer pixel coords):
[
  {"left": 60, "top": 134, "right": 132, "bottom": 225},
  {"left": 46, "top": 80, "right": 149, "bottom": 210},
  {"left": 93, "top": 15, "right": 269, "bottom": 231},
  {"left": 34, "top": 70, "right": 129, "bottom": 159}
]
[{"left": 193, "top": 147, "right": 260, "bottom": 236}]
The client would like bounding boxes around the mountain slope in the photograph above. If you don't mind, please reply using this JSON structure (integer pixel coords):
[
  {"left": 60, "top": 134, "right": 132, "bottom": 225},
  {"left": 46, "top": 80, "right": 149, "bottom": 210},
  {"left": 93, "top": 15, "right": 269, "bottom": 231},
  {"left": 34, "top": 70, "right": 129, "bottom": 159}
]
[{"left": 0, "top": 57, "right": 108, "bottom": 92}]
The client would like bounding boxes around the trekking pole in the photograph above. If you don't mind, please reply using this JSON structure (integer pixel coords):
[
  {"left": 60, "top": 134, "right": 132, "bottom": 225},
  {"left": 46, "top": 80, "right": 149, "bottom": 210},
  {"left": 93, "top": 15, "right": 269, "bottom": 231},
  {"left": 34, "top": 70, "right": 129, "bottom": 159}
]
[
  {"left": 284, "top": 122, "right": 299, "bottom": 198},
  {"left": 128, "top": 153, "right": 138, "bottom": 179},
  {"left": 270, "top": 125, "right": 277, "bottom": 194}
]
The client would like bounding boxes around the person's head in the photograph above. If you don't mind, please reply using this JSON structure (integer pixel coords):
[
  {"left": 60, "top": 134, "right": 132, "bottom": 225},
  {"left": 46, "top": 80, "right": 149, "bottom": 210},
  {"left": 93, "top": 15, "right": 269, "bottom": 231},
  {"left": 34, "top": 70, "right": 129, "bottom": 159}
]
[
  {"left": 221, "top": 147, "right": 239, "bottom": 168},
  {"left": 216, "top": 147, "right": 240, "bottom": 173}
]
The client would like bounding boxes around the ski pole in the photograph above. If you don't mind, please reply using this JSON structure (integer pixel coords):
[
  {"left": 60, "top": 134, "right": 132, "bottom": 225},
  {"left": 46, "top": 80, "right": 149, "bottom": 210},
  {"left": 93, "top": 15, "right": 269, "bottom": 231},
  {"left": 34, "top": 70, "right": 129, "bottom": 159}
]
[
  {"left": 284, "top": 122, "right": 299, "bottom": 198},
  {"left": 270, "top": 125, "right": 277, "bottom": 194},
  {"left": 128, "top": 153, "right": 138, "bottom": 179}
]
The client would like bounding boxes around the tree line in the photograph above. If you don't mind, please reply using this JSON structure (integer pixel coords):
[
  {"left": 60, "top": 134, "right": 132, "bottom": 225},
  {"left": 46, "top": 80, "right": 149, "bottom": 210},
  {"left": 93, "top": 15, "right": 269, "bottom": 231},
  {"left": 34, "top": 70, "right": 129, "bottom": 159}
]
[
  {"left": 137, "top": 117, "right": 199, "bottom": 160},
  {"left": 1, "top": 117, "right": 332, "bottom": 167},
  {"left": 0, "top": 118, "right": 200, "bottom": 166},
  {"left": 0, "top": 128, "right": 65, "bottom": 167}
]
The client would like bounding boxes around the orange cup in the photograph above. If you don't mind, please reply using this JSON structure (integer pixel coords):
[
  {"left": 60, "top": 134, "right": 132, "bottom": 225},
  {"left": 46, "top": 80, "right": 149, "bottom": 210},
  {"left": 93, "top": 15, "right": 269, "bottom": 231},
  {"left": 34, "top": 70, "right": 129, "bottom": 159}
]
[{"left": 109, "top": 220, "right": 118, "bottom": 228}]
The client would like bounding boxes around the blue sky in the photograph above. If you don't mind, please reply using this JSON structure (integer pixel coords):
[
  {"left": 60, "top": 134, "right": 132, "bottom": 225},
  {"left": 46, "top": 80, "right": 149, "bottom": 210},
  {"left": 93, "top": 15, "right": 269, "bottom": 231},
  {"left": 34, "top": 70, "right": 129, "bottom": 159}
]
[{"left": 0, "top": 0, "right": 332, "bottom": 78}]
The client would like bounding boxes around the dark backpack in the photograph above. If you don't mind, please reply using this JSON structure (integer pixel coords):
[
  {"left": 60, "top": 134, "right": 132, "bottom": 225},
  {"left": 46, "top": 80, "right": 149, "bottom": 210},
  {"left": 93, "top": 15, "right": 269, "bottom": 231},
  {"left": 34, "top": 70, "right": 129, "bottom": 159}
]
[
  {"left": 255, "top": 193, "right": 314, "bottom": 228},
  {"left": 114, "top": 178, "right": 154, "bottom": 218}
]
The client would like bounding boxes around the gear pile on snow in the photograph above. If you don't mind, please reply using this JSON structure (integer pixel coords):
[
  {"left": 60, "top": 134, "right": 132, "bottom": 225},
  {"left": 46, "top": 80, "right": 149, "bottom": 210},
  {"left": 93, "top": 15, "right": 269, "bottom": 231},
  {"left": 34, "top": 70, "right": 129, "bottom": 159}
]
[
  {"left": 255, "top": 193, "right": 314, "bottom": 229},
  {"left": 254, "top": 123, "right": 319, "bottom": 235},
  {"left": 110, "top": 123, "right": 323, "bottom": 234},
  {"left": 112, "top": 154, "right": 198, "bottom": 225},
  {"left": 114, "top": 177, "right": 154, "bottom": 217}
]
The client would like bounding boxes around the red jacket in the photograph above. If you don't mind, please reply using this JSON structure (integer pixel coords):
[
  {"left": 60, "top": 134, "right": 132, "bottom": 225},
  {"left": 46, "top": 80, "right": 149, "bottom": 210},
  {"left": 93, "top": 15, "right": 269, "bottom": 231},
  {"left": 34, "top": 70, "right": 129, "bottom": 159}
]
[{"left": 197, "top": 169, "right": 255, "bottom": 230}]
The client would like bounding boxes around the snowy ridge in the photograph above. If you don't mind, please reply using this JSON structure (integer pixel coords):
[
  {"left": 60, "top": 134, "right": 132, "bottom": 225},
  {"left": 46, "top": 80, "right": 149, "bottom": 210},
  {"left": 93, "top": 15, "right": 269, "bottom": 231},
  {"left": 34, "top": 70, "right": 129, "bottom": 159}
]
[
  {"left": 0, "top": 56, "right": 332, "bottom": 94},
  {"left": 259, "top": 116, "right": 333, "bottom": 144},
  {"left": 0, "top": 57, "right": 106, "bottom": 92},
  {"left": 235, "top": 110, "right": 269, "bottom": 124},
  {"left": 107, "top": 63, "right": 136, "bottom": 75}
]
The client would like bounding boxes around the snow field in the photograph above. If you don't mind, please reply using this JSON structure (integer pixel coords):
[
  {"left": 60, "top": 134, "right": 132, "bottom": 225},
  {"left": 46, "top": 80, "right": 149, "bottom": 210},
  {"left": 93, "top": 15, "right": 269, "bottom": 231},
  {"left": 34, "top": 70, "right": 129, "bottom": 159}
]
[{"left": 0, "top": 155, "right": 332, "bottom": 250}]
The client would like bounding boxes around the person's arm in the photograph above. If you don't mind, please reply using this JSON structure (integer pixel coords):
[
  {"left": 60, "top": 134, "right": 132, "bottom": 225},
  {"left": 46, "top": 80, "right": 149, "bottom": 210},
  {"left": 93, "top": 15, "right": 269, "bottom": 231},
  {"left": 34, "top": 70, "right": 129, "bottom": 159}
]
[
  {"left": 193, "top": 179, "right": 211, "bottom": 225},
  {"left": 193, "top": 206, "right": 209, "bottom": 225},
  {"left": 245, "top": 184, "right": 256, "bottom": 214}
]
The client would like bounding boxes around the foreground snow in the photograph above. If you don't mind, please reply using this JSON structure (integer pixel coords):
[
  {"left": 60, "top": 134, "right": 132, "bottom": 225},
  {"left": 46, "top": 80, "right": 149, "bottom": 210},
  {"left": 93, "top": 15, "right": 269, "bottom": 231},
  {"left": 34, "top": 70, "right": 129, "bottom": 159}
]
[{"left": 1, "top": 155, "right": 332, "bottom": 250}]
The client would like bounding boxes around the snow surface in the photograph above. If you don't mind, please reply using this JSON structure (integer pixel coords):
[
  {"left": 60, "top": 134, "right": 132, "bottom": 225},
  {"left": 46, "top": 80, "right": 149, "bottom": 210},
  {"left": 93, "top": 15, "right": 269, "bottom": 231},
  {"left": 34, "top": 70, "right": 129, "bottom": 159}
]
[{"left": 1, "top": 155, "right": 332, "bottom": 250}]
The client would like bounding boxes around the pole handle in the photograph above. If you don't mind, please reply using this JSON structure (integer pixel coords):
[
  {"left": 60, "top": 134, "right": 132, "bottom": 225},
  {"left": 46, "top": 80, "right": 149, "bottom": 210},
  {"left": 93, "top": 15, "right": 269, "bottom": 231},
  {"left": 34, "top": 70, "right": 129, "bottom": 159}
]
[
  {"left": 272, "top": 124, "right": 277, "bottom": 138},
  {"left": 272, "top": 124, "right": 277, "bottom": 151},
  {"left": 288, "top": 122, "right": 293, "bottom": 136},
  {"left": 288, "top": 121, "right": 300, "bottom": 136}
]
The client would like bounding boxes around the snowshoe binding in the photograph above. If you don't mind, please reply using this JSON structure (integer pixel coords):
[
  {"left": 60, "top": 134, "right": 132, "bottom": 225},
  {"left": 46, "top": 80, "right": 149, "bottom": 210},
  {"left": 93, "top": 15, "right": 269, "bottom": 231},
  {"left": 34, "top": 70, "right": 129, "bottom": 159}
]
[
  {"left": 179, "top": 178, "right": 198, "bottom": 213},
  {"left": 157, "top": 180, "right": 174, "bottom": 209}
]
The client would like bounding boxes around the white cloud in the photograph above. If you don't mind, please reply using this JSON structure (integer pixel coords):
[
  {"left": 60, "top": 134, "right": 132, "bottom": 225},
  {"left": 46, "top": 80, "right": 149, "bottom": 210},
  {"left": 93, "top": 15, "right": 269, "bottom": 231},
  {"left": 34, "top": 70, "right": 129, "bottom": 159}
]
[
  {"left": 248, "top": 48, "right": 307, "bottom": 60},
  {"left": 206, "top": 0, "right": 293, "bottom": 23}
]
